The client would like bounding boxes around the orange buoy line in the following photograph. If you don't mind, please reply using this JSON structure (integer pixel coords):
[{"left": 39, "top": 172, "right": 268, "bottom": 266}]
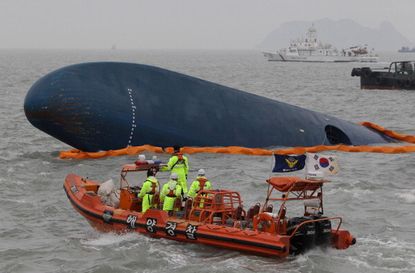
[
  {"left": 59, "top": 122, "right": 415, "bottom": 159},
  {"left": 359, "top": 121, "right": 415, "bottom": 143}
]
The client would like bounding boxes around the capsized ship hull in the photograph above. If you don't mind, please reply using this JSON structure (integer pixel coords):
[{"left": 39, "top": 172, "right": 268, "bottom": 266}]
[{"left": 24, "top": 62, "right": 392, "bottom": 152}]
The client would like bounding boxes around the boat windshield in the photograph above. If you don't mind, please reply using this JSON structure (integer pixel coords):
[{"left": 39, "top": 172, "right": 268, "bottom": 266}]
[{"left": 390, "top": 61, "right": 415, "bottom": 75}]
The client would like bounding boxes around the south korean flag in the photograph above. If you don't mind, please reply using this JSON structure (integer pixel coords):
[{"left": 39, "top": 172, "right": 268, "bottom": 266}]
[{"left": 305, "top": 153, "right": 339, "bottom": 175}]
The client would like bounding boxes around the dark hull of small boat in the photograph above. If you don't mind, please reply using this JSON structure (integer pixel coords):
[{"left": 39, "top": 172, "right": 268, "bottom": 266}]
[
  {"left": 25, "top": 62, "right": 392, "bottom": 152},
  {"left": 352, "top": 67, "right": 415, "bottom": 90}
]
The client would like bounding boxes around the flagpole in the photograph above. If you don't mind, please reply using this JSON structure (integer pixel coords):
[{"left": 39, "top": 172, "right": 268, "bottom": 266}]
[{"left": 269, "top": 152, "right": 275, "bottom": 179}]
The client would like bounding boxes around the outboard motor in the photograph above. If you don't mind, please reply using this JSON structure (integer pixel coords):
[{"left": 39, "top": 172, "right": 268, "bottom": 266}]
[
  {"left": 287, "top": 217, "right": 316, "bottom": 255},
  {"left": 314, "top": 216, "right": 332, "bottom": 246}
]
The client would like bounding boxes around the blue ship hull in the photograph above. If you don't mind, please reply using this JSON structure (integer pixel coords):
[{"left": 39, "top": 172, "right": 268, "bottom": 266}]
[{"left": 24, "top": 62, "right": 392, "bottom": 152}]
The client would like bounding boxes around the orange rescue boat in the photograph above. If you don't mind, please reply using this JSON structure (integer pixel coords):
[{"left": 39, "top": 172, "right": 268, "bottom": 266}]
[{"left": 63, "top": 163, "right": 355, "bottom": 257}]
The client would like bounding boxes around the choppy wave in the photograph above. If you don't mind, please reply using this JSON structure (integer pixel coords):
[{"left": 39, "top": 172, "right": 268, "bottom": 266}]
[
  {"left": 396, "top": 190, "right": 415, "bottom": 204},
  {"left": 1, "top": 50, "right": 415, "bottom": 273},
  {"left": 80, "top": 232, "right": 142, "bottom": 247},
  {"left": 350, "top": 236, "right": 415, "bottom": 272}
]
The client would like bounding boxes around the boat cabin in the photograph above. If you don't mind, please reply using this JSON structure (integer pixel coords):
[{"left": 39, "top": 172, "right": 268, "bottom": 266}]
[
  {"left": 388, "top": 61, "right": 415, "bottom": 75},
  {"left": 255, "top": 176, "right": 329, "bottom": 234},
  {"left": 351, "top": 60, "right": 415, "bottom": 90}
]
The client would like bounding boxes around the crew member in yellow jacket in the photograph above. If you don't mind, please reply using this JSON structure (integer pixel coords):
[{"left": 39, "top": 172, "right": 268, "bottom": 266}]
[
  {"left": 138, "top": 168, "right": 159, "bottom": 213},
  {"left": 161, "top": 146, "right": 189, "bottom": 195},
  {"left": 188, "top": 169, "right": 212, "bottom": 198},
  {"left": 160, "top": 173, "right": 182, "bottom": 212}
]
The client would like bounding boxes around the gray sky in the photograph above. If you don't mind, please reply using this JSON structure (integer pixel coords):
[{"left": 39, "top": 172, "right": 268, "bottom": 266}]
[{"left": 1, "top": 0, "right": 414, "bottom": 49}]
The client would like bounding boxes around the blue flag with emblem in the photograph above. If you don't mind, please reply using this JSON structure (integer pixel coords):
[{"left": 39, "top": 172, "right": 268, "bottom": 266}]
[{"left": 272, "top": 154, "right": 306, "bottom": 172}]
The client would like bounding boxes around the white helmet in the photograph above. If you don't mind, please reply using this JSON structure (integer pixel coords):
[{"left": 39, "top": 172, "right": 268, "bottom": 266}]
[
  {"left": 170, "top": 173, "right": 178, "bottom": 180},
  {"left": 197, "top": 169, "right": 205, "bottom": 176},
  {"left": 138, "top": 154, "right": 146, "bottom": 161}
]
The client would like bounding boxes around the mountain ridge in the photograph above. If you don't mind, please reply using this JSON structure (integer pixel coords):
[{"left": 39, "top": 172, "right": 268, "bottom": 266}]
[{"left": 258, "top": 18, "right": 413, "bottom": 51}]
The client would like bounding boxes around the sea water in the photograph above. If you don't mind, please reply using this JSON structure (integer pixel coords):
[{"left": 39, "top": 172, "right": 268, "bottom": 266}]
[{"left": 0, "top": 49, "right": 414, "bottom": 273}]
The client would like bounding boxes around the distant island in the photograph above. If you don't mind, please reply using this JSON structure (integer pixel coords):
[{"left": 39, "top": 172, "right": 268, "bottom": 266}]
[{"left": 258, "top": 18, "right": 413, "bottom": 51}]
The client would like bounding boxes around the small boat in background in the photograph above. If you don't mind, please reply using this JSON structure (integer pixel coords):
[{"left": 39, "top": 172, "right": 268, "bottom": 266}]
[
  {"left": 351, "top": 61, "right": 415, "bottom": 90},
  {"left": 263, "top": 25, "right": 377, "bottom": 63},
  {"left": 398, "top": 46, "right": 415, "bottom": 53},
  {"left": 341, "top": 45, "right": 378, "bottom": 63},
  {"left": 64, "top": 163, "right": 355, "bottom": 257}
]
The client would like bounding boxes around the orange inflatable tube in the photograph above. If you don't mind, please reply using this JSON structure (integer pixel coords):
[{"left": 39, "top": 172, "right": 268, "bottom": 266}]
[{"left": 59, "top": 122, "right": 415, "bottom": 159}]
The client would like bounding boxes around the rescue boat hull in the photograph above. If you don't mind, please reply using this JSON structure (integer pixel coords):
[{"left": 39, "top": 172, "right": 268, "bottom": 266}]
[
  {"left": 64, "top": 173, "right": 354, "bottom": 258},
  {"left": 64, "top": 174, "right": 290, "bottom": 257}
]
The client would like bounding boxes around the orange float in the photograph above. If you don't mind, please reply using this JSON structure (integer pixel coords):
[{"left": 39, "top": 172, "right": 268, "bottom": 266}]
[{"left": 59, "top": 122, "right": 415, "bottom": 159}]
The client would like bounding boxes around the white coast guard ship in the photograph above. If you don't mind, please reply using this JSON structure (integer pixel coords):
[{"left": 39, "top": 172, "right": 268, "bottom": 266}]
[{"left": 263, "top": 25, "right": 378, "bottom": 63}]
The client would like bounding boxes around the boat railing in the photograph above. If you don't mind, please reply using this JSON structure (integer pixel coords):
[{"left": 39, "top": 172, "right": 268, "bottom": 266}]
[
  {"left": 189, "top": 190, "right": 243, "bottom": 224},
  {"left": 287, "top": 216, "right": 343, "bottom": 239}
]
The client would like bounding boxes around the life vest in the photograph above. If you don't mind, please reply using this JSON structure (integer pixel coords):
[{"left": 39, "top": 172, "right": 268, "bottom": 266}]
[
  {"left": 171, "top": 153, "right": 186, "bottom": 169},
  {"left": 196, "top": 177, "right": 207, "bottom": 193},
  {"left": 146, "top": 179, "right": 157, "bottom": 195},
  {"left": 166, "top": 181, "right": 178, "bottom": 197},
  {"left": 151, "top": 192, "right": 160, "bottom": 208}
]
